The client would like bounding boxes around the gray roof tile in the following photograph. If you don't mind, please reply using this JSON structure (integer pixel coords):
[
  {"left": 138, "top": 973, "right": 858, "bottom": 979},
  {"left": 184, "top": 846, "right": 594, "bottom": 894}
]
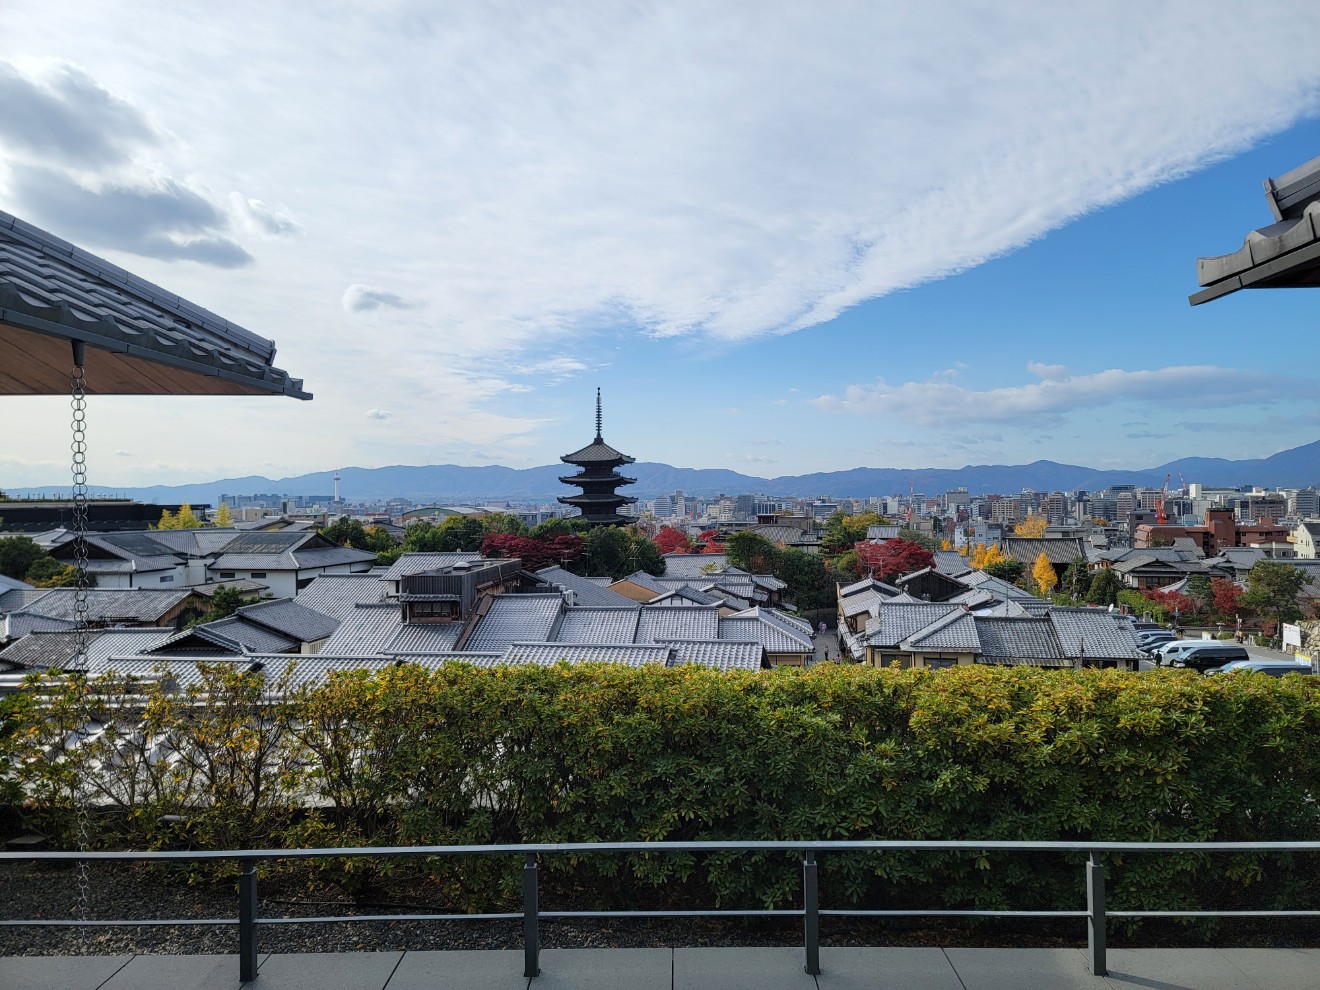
[
  {"left": 20, "top": 589, "right": 189, "bottom": 622},
  {"left": 380, "top": 553, "right": 483, "bottom": 583},
  {"left": 663, "top": 639, "right": 763, "bottom": 671},
  {"left": 295, "top": 574, "right": 387, "bottom": 620},
  {"left": 319, "top": 603, "right": 403, "bottom": 656},
  {"left": 555, "top": 607, "right": 641, "bottom": 644},
  {"left": 533, "top": 565, "right": 639, "bottom": 607},
  {"left": 466, "top": 594, "right": 563, "bottom": 652},
  {"left": 501, "top": 642, "right": 667, "bottom": 667},
  {"left": 385, "top": 623, "right": 463, "bottom": 653},
  {"left": 635, "top": 606, "right": 720, "bottom": 644},
  {"left": 235, "top": 599, "right": 340, "bottom": 642}
]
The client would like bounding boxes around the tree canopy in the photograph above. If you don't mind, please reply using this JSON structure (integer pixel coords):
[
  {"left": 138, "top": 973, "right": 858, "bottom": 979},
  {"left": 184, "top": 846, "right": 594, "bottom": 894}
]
[
  {"left": 1241, "top": 561, "right": 1307, "bottom": 635},
  {"left": 0, "top": 536, "right": 47, "bottom": 581},
  {"left": 1032, "top": 552, "right": 1058, "bottom": 597},
  {"left": 156, "top": 503, "right": 203, "bottom": 530},
  {"left": 853, "top": 538, "right": 933, "bottom": 582}
]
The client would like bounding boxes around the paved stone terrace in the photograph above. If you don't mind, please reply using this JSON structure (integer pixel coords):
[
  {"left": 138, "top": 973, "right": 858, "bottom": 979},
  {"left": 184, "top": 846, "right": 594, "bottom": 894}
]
[{"left": 4, "top": 946, "right": 1317, "bottom": 989}]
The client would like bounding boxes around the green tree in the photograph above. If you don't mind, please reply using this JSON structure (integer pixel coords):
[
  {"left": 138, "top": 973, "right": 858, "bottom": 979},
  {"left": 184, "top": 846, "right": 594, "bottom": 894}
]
[
  {"left": 984, "top": 559, "right": 1025, "bottom": 584},
  {"left": 1186, "top": 575, "right": 1213, "bottom": 613},
  {"left": 321, "top": 517, "right": 371, "bottom": 549},
  {"left": 480, "top": 513, "right": 527, "bottom": 537},
  {"left": 1060, "top": 556, "right": 1090, "bottom": 599},
  {"left": 191, "top": 585, "right": 256, "bottom": 626},
  {"left": 566, "top": 527, "right": 662, "bottom": 580},
  {"left": 897, "top": 528, "right": 941, "bottom": 551},
  {"left": 0, "top": 536, "right": 47, "bottom": 581},
  {"left": 529, "top": 517, "right": 586, "bottom": 540},
  {"left": 777, "top": 546, "right": 836, "bottom": 611},
  {"left": 1086, "top": 568, "right": 1123, "bottom": 607},
  {"left": 1240, "top": 560, "right": 1307, "bottom": 635},
  {"left": 24, "top": 557, "right": 80, "bottom": 587},
  {"left": 402, "top": 516, "right": 487, "bottom": 553},
  {"left": 822, "top": 512, "right": 887, "bottom": 554},
  {"left": 726, "top": 531, "right": 781, "bottom": 574}
]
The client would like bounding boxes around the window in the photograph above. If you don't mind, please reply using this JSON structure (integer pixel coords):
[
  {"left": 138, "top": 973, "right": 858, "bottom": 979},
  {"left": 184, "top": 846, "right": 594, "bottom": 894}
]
[
  {"left": 219, "top": 572, "right": 235, "bottom": 579},
  {"left": 159, "top": 575, "right": 174, "bottom": 583},
  {"left": 251, "top": 572, "right": 267, "bottom": 578}
]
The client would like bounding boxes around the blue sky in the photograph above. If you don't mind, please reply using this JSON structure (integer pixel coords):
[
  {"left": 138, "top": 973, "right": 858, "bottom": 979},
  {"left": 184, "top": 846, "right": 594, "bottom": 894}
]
[{"left": 2, "top": 3, "right": 1319, "bottom": 487}]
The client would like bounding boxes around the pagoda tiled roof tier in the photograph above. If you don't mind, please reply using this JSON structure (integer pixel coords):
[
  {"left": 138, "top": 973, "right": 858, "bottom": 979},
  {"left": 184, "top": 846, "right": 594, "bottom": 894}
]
[{"left": 560, "top": 438, "right": 635, "bottom": 466}]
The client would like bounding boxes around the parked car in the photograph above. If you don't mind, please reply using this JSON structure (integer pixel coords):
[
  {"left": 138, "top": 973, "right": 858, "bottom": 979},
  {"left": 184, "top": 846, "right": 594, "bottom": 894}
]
[
  {"left": 1171, "top": 644, "right": 1250, "bottom": 673},
  {"left": 1207, "top": 659, "right": 1313, "bottom": 678},
  {"left": 1152, "top": 639, "right": 1215, "bottom": 663},
  {"left": 1136, "top": 631, "right": 1175, "bottom": 649}
]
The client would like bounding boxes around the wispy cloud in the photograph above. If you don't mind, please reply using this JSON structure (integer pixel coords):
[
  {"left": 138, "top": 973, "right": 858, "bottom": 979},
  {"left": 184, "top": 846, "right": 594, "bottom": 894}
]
[
  {"left": 230, "top": 194, "right": 302, "bottom": 237},
  {"left": 815, "top": 365, "right": 1304, "bottom": 427},
  {"left": 341, "top": 284, "right": 422, "bottom": 313},
  {"left": 364, "top": 409, "right": 393, "bottom": 420}
]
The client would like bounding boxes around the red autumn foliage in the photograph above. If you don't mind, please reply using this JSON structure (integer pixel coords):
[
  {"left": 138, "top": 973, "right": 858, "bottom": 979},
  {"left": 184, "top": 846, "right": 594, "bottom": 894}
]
[
  {"left": 1211, "top": 578, "right": 1243, "bottom": 617},
  {"left": 654, "top": 527, "right": 693, "bottom": 555},
  {"left": 697, "top": 529, "right": 726, "bottom": 554},
  {"left": 480, "top": 533, "right": 584, "bottom": 571},
  {"left": 1144, "top": 588, "right": 1200, "bottom": 618},
  {"left": 853, "top": 538, "right": 934, "bottom": 582}
]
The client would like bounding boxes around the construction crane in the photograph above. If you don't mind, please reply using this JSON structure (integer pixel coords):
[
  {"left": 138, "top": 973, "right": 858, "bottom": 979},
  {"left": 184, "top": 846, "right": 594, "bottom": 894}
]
[{"left": 1156, "top": 473, "right": 1170, "bottom": 525}]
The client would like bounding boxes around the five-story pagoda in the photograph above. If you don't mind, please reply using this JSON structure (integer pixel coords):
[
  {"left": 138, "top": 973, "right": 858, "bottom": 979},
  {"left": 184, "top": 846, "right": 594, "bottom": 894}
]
[{"left": 558, "top": 389, "right": 637, "bottom": 526}]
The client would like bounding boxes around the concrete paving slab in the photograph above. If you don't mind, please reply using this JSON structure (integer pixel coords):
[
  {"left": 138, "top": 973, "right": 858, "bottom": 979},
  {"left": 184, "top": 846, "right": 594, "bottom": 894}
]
[
  {"left": 1219, "top": 948, "right": 1320, "bottom": 990},
  {"left": 100, "top": 953, "right": 263, "bottom": 990},
  {"left": 534, "top": 948, "right": 671, "bottom": 990},
  {"left": 0, "top": 953, "right": 132, "bottom": 990},
  {"left": 252, "top": 951, "right": 404, "bottom": 989},
  {"left": 1102, "top": 948, "right": 1260, "bottom": 990},
  {"left": 674, "top": 946, "right": 818, "bottom": 990},
  {"left": 815, "top": 947, "right": 962, "bottom": 990},
  {"left": 385, "top": 950, "right": 530, "bottom": 990},
  {"left": 943, "top": 948, "right": 1109, "bottom": 990}
]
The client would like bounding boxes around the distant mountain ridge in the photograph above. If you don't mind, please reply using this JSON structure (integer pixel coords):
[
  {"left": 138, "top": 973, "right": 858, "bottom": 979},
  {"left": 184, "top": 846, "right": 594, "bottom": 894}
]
[{"left": 9, "top": 439, "right": 1320, "bottom": 505}]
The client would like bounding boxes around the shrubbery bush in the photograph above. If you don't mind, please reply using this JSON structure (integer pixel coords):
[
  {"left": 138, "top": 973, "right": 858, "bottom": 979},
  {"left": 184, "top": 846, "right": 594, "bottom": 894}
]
[{"left": 5, "top": 662, "right": 1320, "bottom": 918}]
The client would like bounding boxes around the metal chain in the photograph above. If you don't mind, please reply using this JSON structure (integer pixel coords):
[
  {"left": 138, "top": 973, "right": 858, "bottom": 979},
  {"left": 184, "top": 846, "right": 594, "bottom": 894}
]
[{"left": 70, "top": 358, "right": 92, "bottom": 944}]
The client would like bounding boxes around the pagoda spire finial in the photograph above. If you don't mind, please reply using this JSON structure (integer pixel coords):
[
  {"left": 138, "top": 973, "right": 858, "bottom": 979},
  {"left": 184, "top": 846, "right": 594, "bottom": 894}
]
[{"left": 595, "top": 387, "right": 602, "bottom": 441}]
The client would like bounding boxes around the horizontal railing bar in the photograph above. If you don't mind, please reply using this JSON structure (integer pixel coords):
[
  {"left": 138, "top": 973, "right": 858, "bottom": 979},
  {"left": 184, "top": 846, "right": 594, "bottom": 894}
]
[
  {"left": 6, "top": 839, "right": 1320, "bottom": 862},
  {"left": 1109, "top": 910, "right": 1320, "bottom": 918},
  {"left": 259, "top": 913, "right": 522, "bottom": 924},
  {"left": 821, "top": 910, "right": 1091, "bottom": 918},
  {"left": 540, "top": 910, "right": 800, "bottom": 918},
  {"left": 0, "top": 918, "right": 237, "bottom": 927}
]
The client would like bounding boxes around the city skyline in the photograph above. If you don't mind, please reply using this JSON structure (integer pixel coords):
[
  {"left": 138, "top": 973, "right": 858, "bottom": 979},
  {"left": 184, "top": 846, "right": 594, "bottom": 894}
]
[{"left": 3, "top": 4, "right": 1320, "bottom": 487}]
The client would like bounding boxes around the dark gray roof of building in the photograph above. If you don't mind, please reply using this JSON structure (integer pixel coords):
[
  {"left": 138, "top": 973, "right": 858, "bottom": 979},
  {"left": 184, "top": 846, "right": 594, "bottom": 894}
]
[
  {"left": 1047, "top": 608, "right": 1144, "bottom": 660},
  {"left": 664, "top": 640, "right": 763, "bottom": 671},
  {"left": 555, "top": 607, "right": 641, "bottom": 644},
  {"left": 0, "top": 588, "right": 52, "bottom": 613},
  {"left": 560, "top": 437, "right": 635, "bottom": 465},
  {"left": 379, "top": 553, "right": 484, "bottom": 583},
  {"left": 319, "top": 603, "right": 403, "bottom": 656},
  {"left": 21, "top": 588, "right": 189, "bottom": 622},
  {"left": 533, "top": 565, "right": 638, "bottom": 607},
  {"left": 660, "top": 554, "right": 728, "bottom": 577},
  {"left": 2, "top": 610, "right": 77, "bottom": 640},
  {"left": 0, "top": 209, "right": 309, "bottom": 398},
  {"left": 385, "top": 623, "right": 463, "bottom": 654},
  {"left": 863, "top": 601, "right": 962, "bottom": 648},
  {"left": 905, "top": 611, "right": 980, "bottom": 652},
  {"left": 721, "top": 607, "right": 813, "bottom": 654},
  {"left": 636, "top": 605, "right": 721, "bottom": 644},
  {"left": 234, "top": 599, "right": 340, "bottom": 642},
  {"left": 466, "top": 593, "right": 563, "bottom": 652},
  {"left": 502, "top": 642, "right": 666, "bottom": 667},
  {"left": 975, "top": 616, "right": 1064, "bottom": 662},
  {"left": 295, "top": 574, "right": 386, "bottom": 619},
  {"left": 1001, "top": 538, "right": 1086, "bottom": 565}
]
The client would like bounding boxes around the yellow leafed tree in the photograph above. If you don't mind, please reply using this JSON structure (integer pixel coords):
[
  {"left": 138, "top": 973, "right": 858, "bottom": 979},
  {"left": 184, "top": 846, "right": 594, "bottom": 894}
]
[
  {"left": 1033, "top": 552, "right": 1058, "bottom": 597},
  {"left": 940, "top": 539, "right": 952, "bottom": 551},
  {"left": 157, "top": 503, "right": 203, "bottom": 530},
  {"left": 970, "top": 543, "right": 1007, "bottom": 569},
  {"left": 1015, "top": 514, "right": 1047, "bottom": 538},
  {"left": 214, "top": 502, "right": 234, "bottom": 527}
]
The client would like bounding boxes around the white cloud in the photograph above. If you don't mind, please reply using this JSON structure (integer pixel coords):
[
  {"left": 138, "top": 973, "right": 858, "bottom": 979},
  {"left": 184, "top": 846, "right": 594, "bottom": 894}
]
[
  {"left": 815, "top": 365, "right": 1306, "bottom": 427},
  {"left": 341, "top": 284, "right": 422, "bottom": 313},
  {"left": 230, "top": 194, "right": 302, "bottom": 237},
  {"left": 364, "top": 409, "right": 392, "bottom": 420}
]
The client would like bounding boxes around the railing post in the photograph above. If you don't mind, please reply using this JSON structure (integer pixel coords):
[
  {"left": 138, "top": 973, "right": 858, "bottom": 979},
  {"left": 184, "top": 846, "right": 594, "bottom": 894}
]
[
  {"left": 238, "top": 858, "right": 259, "bottom": 983},
  {"left": 803, "top": 849, "right": 820, "bottom": 975},
  {"left": 1086, "top": 853, "right": 1106, "bottom": 976},
  {"left": 523, "top": 853, "right": 540, "bottom": 978}
]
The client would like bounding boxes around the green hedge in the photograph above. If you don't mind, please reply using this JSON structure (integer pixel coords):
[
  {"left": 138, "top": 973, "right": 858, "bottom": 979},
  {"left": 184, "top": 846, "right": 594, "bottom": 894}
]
[{"left": 6, "top": 663, "right": 1320, "bottom": 918}]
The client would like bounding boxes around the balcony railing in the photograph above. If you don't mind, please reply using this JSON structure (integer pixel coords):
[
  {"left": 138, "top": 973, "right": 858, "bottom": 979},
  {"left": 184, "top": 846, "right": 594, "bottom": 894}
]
[{"left": 5, "top": 839, "right": 1320, "bottom": 982}]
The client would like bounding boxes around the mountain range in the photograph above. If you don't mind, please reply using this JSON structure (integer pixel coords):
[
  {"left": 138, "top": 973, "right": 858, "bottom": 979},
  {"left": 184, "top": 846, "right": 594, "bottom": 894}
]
[{"left": 7, "top": 439, "right": 1319, "bottom": 506}]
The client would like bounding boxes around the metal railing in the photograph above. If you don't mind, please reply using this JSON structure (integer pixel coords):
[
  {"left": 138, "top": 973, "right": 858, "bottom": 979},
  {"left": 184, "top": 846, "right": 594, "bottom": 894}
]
[{"left": 5, "top": 839, "right": 1320, "bottom": 981}]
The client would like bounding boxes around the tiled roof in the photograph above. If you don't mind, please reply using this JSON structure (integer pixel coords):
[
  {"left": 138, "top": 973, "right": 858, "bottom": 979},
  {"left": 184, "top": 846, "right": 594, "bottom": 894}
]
[
  {"left": 664, "top": 640, "right": 762, "bottom": 671},
  {"left": 3, "top": 610, "right": 76, "bottom": 640},
  {"left": 560, "top": 437, "right": 635, "bottom": 465},
  {"left": 292, "top": 546, "right": 378, "bottom": 569},
  {"left": 202, "top": 616, "right": 299, "bottom": 653},
  {"left": 148, "top": 625, "right": 245, "bottom": 655},
  {"left": 0, "top": 209, "right": 309, "bottom": 399},
  {"left": 660, "top": 554, "right": 728, "bottom": 578},
  {"left": 650, "top": 586, "right": 723, "bottom": 607},
  {"left": 905, "top": 612, "right": 980, "bottom": 652},
  {"left": 866, "top": 525, "right": 901, "bottom": 540},
  {"left": 863, "top": 602, "right": 962, "bottom": 648},
  {"left": 145, "top": 529, "right": 241, "bottom": 556},
  {"left": 555, "top": 607, "right": 641, "bottom": 644},
  {"left": 384, "top": 623, "right": 463, "bottom": 653},
  {"left": 81, "top": 557, "right": 180, "bottom": 574},
  {"left": 0, "top": 588, "right": 48, "bottom": 612},
  {"left": 0, "top": 575, "right": 33, "bottom": 593},
  {"left": 635, "top": 606, "right": 720, "bottom": 644},
  {"left": 721, "top": 607, "right": 813, "bottom": 654},
  {"left": 502, "top": 642, "right": 667, "bottom": 667},
  {"left": 466, "top": 594, "right": 563, "bottom": 652},
  {"left": 1, "top": 628, "right": 171, "bottom": 670},
  {"left": 295, "top": 574, "right": 387, "bottom": 620},
  {"left": 975, "top": 616, "right": 1063, "bottom": 662},
  {"left": 1001, "top": 538, "right": 1087, "bottom": 565},
  {"left": 1047, "top": 608, "right": 1144, "bottom": 660},
  {"left": 193, "top": 579, "right": 269, "bottom": 598},
  {"left": 21, "top": 589, "right": 189, "bottom": 622},
  {"left": 616, "top": 571, "right": 668, "bottom": 595},
  {"left": 931, "top": 550, "right": 974, "bottom": 577},
  {"left": 379, "top": 553, "right": 483, "bottom": 583},
  {"left": 746, "top": 525, "right": 819, "bottom": 546},
  {"left": 533, "top": 565, "right": 638, "bottom": 607},
  {"left": 235, "top": 599, "right": 340, "bottom": 642},
  {"left": 319, "top": 603, "right": 403, "bottom": 656},
  {"left": 957, "top": 570, "right": 1040, "bottom": 601},
  {"left": 945, "top": 588, "right": 996, "bottom": 609}
]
